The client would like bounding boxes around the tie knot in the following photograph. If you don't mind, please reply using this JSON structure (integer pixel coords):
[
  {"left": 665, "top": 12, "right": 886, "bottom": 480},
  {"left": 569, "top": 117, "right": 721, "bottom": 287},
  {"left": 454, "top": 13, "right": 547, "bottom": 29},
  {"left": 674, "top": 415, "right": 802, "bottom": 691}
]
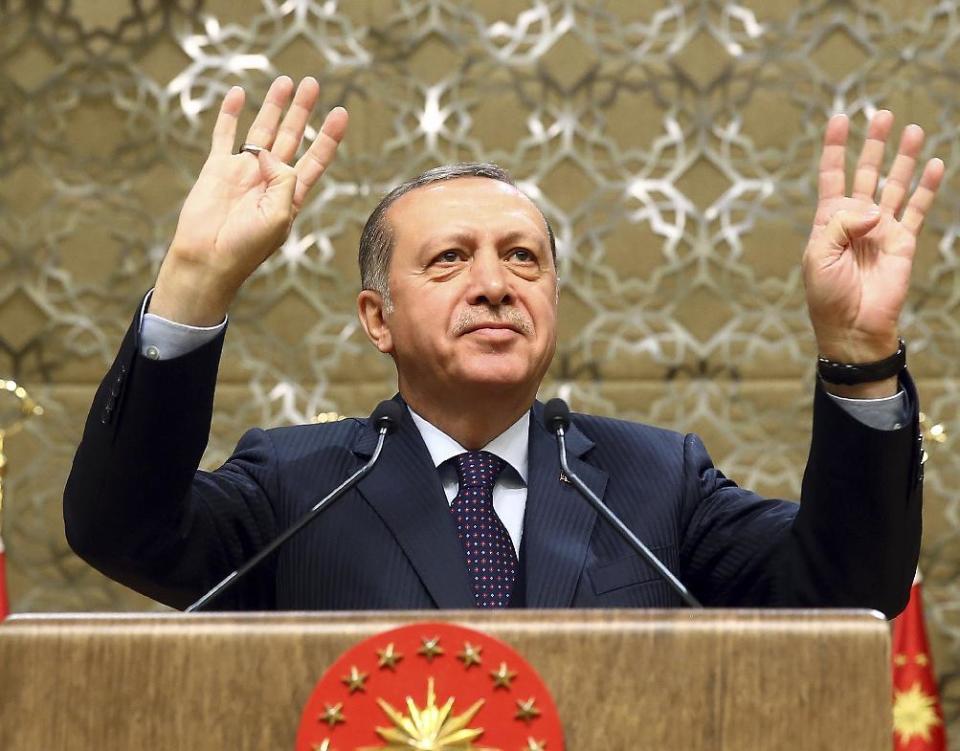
[{"left": 454, "top": 451, "right": 505, "bottom": 491}]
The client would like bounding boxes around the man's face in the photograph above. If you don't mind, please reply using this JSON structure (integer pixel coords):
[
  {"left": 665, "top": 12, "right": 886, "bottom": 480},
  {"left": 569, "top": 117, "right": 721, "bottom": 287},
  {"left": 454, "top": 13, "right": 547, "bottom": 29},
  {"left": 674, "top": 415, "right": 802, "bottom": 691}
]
[{"left": 372, "top": 177, "right": 558, "bottom": 400}]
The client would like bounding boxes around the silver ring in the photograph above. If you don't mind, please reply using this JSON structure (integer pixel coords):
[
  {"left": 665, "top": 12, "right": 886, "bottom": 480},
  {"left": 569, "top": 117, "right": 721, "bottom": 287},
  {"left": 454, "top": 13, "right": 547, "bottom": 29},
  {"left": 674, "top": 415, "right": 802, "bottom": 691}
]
[{"left": 239, "top": 143, "right": 264, "bottom": 156}]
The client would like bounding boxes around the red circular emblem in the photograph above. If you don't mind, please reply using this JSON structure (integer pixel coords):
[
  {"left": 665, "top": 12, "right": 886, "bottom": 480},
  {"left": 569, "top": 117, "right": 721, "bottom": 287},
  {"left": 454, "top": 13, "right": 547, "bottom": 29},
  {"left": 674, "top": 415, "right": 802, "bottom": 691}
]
[{"left": 295, "top": 621, "right": 564, "bottom": 751}]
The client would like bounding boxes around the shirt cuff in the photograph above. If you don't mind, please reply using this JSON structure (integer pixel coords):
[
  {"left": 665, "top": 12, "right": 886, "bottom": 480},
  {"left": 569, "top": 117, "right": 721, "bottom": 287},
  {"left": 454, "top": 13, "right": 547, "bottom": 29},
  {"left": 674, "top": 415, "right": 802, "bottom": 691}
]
[
  {"left": 138, "top": 289, "right": 227, "bottom": 361},
  {"left": 826, "top": 390, "right": 909, "bottom": 431}
]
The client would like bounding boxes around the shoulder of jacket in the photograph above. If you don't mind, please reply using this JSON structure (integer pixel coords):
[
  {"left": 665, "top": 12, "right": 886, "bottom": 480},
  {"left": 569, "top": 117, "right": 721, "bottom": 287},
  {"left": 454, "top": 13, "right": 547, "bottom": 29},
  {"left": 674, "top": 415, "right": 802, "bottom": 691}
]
[
  {"left": 571, "top": 411, "right": 686, "bottom": 448},
  {"left": 261, "top": 417, "right": 364, "bottom": 447}
]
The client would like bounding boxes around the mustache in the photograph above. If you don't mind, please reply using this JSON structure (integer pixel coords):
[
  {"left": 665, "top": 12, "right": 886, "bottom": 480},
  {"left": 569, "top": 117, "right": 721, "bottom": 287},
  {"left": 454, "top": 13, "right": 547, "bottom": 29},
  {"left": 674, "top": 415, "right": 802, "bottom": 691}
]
[{"left": 452, "top": 307, "right": 533, "bottom": 336}]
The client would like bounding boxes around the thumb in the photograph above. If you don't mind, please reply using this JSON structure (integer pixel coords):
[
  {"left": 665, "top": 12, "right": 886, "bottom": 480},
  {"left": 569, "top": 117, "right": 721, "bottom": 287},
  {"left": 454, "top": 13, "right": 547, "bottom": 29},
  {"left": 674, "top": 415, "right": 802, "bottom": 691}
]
[
  {"left": 256, "top": 149, "right": 297, "bottom": 220},
  {"left": 823, "top": 207, "right": 881, "bottom": 249}
]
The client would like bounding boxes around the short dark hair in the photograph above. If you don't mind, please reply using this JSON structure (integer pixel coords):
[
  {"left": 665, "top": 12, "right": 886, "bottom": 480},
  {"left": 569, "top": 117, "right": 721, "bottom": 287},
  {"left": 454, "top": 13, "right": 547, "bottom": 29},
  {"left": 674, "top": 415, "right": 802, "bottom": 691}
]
[{"left": 358, "top": 162, "right": 557, "bottom": 305}]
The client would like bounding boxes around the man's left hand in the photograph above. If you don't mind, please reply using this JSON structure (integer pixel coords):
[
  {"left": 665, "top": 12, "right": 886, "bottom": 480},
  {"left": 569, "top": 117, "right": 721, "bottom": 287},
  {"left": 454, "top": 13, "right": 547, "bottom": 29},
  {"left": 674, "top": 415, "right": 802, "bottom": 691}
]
[{"left": 803, "top": 111, "right": 944, "bottom": 397}]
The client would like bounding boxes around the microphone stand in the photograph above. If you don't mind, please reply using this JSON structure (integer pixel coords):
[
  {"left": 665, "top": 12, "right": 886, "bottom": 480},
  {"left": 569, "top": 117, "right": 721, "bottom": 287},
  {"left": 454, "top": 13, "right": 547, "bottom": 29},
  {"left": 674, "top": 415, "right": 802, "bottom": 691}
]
[
  {"left": 186, "top": 416, "right": 393, "bottom": 612},
  {"left": 553, "top": 419, "right": 702, "bottom": 608}
]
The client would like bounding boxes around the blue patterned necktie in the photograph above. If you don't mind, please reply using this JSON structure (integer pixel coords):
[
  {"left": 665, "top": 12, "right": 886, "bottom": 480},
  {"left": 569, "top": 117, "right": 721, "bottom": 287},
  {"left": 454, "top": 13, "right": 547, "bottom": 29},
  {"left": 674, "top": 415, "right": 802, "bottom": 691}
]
[{"left": 450, "top": 451, "right": 517, "bottom": 608}]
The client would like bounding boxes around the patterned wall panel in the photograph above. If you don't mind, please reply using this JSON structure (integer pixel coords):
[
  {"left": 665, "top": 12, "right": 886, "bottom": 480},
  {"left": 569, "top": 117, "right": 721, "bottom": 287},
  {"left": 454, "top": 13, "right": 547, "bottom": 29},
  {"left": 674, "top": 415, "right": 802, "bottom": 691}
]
[{"left": 1, "top": 0, "right": 959, "bottom": 743}]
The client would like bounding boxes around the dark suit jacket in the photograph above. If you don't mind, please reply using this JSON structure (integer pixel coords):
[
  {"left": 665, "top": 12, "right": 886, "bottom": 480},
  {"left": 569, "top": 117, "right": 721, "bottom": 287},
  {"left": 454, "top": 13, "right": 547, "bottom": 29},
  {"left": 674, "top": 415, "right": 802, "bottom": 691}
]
[{"left": 63, "top": 311, "right": 924, "bottom": 617}]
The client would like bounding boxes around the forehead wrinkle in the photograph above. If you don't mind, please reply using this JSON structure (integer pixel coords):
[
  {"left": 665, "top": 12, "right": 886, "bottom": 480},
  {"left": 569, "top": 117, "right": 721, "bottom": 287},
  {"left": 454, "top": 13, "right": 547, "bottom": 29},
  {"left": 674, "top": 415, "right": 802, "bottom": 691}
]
[{"left": 387, "top": 178, "right": 551, "bottom": 256}]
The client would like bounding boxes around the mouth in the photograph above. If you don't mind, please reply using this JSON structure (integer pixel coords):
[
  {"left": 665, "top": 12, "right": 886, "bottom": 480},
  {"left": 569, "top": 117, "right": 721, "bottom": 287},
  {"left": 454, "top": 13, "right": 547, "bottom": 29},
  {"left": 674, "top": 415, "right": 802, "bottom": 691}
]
[{"left": 462, "top": 322, "right": 522, "bottom": 336}]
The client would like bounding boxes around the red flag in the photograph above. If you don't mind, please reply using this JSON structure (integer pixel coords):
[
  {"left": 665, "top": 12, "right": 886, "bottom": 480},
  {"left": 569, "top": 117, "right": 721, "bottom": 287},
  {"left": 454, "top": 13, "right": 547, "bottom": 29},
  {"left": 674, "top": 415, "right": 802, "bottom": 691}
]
[
  {"left": 0, "top": 533, "right": 8, "bottom": 620},
  {"left": 892, "top": 573, "right": 946, "bottom": 750}
]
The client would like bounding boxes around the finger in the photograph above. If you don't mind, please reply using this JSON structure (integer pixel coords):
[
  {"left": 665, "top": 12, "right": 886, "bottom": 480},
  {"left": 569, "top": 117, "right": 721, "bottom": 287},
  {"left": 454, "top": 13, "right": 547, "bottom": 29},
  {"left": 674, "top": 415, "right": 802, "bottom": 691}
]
[
  {"left": 851, "top": 110, "right": 894, "bottom": 201},
  {"left": 257, "top": 149, "right": 297, "bottom": 227},
  {"left": 293, "top": 106, "right": 349, "bottom": 206},
  {"left": 823, "top": 207, "right": 882, "bottom": 249},
  {"left": 818, "top": 114, "right": 850, "bottom": 202},
  {"left": 243, "top": 76, "right": 295, "bottom": 151},
  {"left": 210, "top": 86, "right": 245, "bottom": 155},
  {"left": 271, "top": 77, "right": 321, "bottom": 163},
  {"left": 901, "top": 158, "right": 945, "bottom": 236},
  {"left": 879, "top": 123, "right": 925, "bottom": 215}
]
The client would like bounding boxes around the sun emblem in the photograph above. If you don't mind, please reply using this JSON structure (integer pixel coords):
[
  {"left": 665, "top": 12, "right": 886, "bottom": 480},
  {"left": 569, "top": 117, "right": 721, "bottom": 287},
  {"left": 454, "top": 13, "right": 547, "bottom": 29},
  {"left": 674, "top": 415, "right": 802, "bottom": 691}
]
[
  {"left": 893, "top": 682, "right": 942, "bottom": 743},
  {"left": 362, "top": 677, "right": 499, "bottom": 751},
  {"left": 295, "top": 622, "right": 564, "bottom": 750}
]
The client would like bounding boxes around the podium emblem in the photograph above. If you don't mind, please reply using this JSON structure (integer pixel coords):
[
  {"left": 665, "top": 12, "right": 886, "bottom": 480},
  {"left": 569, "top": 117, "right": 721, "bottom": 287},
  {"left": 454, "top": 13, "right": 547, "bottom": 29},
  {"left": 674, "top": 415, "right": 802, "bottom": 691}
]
[{"left": 295, "top": 622, "right": 564, "bottom": 750}]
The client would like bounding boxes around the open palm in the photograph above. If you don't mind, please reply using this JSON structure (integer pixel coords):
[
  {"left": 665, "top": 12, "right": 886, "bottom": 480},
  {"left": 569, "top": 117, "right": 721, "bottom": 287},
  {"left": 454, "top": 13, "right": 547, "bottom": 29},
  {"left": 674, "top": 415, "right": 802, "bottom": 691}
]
[
  {"left": 803, "top": 112, "right": 943, "bottom": 364},
  {"left": 154, "top": 77, "right": 349, "bottom": 324}
]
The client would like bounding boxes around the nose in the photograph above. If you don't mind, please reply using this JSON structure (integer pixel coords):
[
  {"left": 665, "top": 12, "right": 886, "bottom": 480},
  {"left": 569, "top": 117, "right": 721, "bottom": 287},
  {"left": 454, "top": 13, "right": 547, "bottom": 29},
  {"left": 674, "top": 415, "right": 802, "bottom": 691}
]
[{"left": 466, "top": 248, "right": 513, "bottom": 306}]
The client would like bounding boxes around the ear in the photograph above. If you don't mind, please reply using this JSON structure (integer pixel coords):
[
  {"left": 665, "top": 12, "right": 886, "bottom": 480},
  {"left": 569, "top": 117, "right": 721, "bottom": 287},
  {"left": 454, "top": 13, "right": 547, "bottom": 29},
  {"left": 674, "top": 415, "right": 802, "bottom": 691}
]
[{"left": 357, "top": 289, "right": 394, "bottom": 354}]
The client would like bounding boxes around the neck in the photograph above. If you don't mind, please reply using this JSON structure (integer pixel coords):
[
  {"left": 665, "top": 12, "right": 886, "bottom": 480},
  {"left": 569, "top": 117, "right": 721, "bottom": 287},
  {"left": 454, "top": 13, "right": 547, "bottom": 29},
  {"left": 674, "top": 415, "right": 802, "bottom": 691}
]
[{"left": 399, "top": 380, "right": 534, "bottom": 450}]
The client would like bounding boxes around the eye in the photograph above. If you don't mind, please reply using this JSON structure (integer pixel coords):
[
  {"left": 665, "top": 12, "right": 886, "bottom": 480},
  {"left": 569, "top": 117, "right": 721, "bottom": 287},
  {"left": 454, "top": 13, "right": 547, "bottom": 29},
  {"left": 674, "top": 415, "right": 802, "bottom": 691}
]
[
  {"left": 435, "top": 249, "right": 462, "bottom": 264},
  {"left": 509, "top": 247, "right": 536, "bottom": 263}
]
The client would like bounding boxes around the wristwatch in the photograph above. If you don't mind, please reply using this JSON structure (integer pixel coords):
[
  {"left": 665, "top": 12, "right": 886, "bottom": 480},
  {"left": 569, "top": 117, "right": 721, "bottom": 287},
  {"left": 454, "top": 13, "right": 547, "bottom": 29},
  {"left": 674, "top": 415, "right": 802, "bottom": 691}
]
[{"left": 817, "top": 338, "right": 906, "bottom": 385}]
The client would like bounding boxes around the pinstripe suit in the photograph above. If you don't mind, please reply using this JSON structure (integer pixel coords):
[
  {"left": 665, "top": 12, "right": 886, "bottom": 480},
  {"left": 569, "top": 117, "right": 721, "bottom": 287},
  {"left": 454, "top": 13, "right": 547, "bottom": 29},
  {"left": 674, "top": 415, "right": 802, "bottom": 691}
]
[{"left": 63, "top": 313, "right": 923, "bottom": 617}]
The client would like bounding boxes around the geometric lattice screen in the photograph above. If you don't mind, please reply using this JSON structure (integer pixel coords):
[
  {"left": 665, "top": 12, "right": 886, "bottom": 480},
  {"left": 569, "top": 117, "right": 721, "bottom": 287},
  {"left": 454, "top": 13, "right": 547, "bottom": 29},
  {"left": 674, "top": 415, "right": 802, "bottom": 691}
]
[{"left": 1, "top": 1, "right": 959, "bottom": 744}]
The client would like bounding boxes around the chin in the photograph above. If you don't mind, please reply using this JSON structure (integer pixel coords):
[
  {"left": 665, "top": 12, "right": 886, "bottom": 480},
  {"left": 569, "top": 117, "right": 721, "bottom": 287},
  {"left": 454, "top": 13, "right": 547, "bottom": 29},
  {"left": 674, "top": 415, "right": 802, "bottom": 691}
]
[
  {"left": 453, "top": 351, "right": 550, "bottom": 392},
  {"left": 454, "top": 361, "right": 535, "bottom": 390}
]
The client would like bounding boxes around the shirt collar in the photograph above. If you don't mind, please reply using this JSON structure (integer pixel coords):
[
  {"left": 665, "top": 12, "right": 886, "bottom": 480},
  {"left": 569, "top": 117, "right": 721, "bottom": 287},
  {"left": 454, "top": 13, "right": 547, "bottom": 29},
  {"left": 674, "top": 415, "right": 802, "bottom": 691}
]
[{"left": 407, "top": 406, "right": 530, "bottom": 485}]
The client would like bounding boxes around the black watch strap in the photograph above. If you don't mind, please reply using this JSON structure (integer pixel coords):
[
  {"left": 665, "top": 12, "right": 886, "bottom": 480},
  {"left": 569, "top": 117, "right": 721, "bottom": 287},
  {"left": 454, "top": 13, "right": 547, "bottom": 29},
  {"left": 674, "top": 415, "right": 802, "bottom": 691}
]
[{"left": 817, "top": 338, "right": 906, "bottom": 385}]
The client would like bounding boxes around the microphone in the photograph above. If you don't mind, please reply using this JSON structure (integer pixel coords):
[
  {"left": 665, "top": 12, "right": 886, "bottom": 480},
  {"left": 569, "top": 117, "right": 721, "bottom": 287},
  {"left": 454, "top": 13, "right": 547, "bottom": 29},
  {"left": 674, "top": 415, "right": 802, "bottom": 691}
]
[
  {"left": 186, "top": 399, "right": 403, "bottom": 612},
  {"left": 543, "top": 398, "right": 702, "bottom": 608}
]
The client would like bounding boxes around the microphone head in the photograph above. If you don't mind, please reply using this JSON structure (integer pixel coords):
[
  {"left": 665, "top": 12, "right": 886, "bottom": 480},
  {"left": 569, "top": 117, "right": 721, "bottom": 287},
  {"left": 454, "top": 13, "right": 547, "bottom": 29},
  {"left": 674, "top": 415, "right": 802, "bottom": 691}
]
[
  {"left": 543, "top": 398, "right": 571, "bottom": 433},
  {"left": 370, "top": 400, "right": 403, "bottom": 433}
]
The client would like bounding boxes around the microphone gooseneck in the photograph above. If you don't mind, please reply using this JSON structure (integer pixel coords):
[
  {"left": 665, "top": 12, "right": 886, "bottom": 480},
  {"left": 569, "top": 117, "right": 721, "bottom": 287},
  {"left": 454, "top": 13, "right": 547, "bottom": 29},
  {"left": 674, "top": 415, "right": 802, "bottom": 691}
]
[
  {"left": 186, "top": 400, "right": 400, "bottom": 612},
  {"left": 544, "top": 397, "right": 702, "bottom": 608}
]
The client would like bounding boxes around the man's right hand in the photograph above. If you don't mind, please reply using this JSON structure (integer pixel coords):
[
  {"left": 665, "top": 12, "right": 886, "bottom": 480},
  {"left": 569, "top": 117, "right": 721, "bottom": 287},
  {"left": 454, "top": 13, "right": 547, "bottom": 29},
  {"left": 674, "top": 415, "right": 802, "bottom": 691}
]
[{"left": 149, "top": 76, "right": 349, "bottom": 326}]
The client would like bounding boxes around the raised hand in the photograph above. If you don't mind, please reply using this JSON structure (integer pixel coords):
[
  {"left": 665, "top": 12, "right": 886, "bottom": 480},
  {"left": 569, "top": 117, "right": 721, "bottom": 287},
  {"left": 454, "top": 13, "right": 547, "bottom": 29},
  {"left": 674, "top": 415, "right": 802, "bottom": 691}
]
[
  {"left": 150, "top": 76, "right": 349, "bottom": 326},
  {"left": 803, "top": 110, "right": 944, "bottom": 395}
]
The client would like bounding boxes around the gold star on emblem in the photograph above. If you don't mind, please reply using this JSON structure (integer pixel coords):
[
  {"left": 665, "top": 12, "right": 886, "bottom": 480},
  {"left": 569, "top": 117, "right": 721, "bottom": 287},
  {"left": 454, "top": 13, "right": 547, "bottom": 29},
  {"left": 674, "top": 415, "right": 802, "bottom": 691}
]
[
  {"left": 894, "top": 654, "right": 908, "bottom": 667},
  {"left": 458, "top": 641, "right": 483, "bottom": 669},
  {"left": 916, "top": 653, "right": 930, "bottom": 667},
  {"left": 377, "top": 642, "right": 403, "bottom": 671},
  {"left": 490, "top": 661, "right": 518, "bottom": 689},
  {"left": 515, "top": 697, "right": 540, "bottom": 724},
  {"left": 524, "top": 738, "right": 547, "bottom": 751},
  {"left": 417, "top": 636, "right": 445, "bottom": 662},
  {"left": 312, "top": 740, "right": 336, "bottom": 751},
  {"left": 319, "top": 702, "right": 345, "bottom": 728},
  {"left": 893, "top": 682, "right": 941, "bottom": 743},
  {"left": 341, "top": 665, "right": 368, "bottom": 693}
]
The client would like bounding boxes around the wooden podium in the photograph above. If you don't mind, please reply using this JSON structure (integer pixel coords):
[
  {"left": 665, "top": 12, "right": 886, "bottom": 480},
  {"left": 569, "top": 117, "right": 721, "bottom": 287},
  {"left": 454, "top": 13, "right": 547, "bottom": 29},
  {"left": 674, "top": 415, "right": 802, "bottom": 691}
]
[{"left": 0, "top": 609, "right": 891, "bottom": 749}]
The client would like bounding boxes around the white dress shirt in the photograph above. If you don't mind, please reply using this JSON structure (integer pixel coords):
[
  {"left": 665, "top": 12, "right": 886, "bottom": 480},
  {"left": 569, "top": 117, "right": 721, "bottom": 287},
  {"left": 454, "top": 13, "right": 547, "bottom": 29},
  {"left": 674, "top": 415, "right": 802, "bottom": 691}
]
[{"left": 408, "top": 407, "right": 529, "bottom": 555}]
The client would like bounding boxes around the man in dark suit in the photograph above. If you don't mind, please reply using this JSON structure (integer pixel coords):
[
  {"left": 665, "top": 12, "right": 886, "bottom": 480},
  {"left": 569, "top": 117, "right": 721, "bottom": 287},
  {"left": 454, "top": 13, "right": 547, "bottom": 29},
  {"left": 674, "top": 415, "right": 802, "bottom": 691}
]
[{"left": 63, "top": 76, "right": 944, "bottom": 616}]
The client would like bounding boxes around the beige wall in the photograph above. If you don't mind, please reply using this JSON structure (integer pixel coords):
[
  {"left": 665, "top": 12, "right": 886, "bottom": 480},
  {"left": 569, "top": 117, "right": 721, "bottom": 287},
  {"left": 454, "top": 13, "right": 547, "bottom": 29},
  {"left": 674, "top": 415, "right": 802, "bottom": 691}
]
[{"left": 1, "top": 0, "right": 959, "bottom": 743}]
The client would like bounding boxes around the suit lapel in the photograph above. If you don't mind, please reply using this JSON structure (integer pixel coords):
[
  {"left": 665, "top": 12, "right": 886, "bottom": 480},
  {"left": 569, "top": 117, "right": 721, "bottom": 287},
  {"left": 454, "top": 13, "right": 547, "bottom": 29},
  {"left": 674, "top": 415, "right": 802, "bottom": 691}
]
[
  {"left": 523, "top": 402, "right": 607, "bottom": 607},
  {"left": 354, "top": 399, "right": 476, "bottom": 609}
]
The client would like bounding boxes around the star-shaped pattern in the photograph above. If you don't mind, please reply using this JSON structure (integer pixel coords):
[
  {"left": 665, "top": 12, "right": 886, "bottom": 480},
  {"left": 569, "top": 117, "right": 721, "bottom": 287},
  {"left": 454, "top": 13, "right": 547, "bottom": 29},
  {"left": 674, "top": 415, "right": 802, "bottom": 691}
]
[
  {"left": 458, "top": 641, "right": 483, "bottom": 669},
  {"left": 319, "top": 703, "right": 345, "bottom": 728},
  {"left": 893, "top": 682, "right": 942, "bottom": 743},
  {"left": 491, "top": 661, "right": 518, "bottom": 689},
  {"left": 524, "top": 738, "right": 547, "bottom": 751},
  {"left": 417, "top": 636, "right": 444, "bottom": 662},
  {"left": 377, "top": 643, "right": 403, "bottom": 671},
  {"left": 515, "top": 698, "right": 540, "bottom": 724},
  {"left": 341, "top": 665, "right": 367, "bottom": 694}
]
